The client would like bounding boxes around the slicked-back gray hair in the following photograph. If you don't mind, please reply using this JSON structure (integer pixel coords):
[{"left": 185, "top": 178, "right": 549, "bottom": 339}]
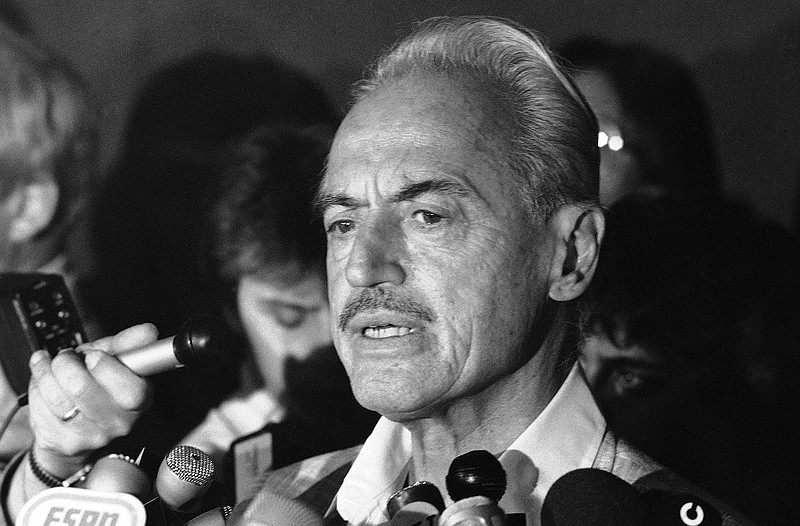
[{"left": 353, "top": 16, "right": 600, "bottom": 221}]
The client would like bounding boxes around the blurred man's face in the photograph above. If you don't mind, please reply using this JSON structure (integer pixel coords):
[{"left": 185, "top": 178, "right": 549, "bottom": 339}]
[
  {"left": 319, "top": 73, "right": 554, "bottom": 421},
  {"left": 237, "top": 266, "right": 345, "bottom": 397},
  {"left": 579, "top": 331, "right": 720, "bottom": 478},
  {"left": 574, "top": 71, "right": 644, "bottom": 205}
]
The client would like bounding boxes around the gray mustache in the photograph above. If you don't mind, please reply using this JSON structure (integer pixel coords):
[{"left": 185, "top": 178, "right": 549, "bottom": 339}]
[{"left": 338, "top": 288, "right": 435, "bottom": 331}]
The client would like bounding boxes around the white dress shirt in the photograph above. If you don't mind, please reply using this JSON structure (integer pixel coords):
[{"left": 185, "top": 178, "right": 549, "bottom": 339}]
[{"left": 335, "top": 363, "right": 606, "bottom": 526}]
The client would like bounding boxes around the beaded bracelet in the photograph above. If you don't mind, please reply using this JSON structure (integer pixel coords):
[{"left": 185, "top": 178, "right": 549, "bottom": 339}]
[{"left": 28, "top": 449, "right": 63, "bottom": 488}]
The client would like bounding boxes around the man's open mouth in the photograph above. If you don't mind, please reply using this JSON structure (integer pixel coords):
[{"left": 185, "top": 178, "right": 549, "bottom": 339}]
[{"left": 362, "top": 325, "right": 416, "bottom": 338}]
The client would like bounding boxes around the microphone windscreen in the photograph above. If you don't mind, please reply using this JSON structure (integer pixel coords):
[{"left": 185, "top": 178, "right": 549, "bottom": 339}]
[
  {"left": 81, "top": 453, "right": 152, "bottom": 501},
  {"left": 541, "top": 468, "right": 647, "bottom": 526},
  {"left": 156, "top": 445, "right": 216, "bottom": 511},
  {"left": 173, "top": 316, "right": 229, "bottom": 367},
  {"left": 640, "top": 490, "right": 723, "bottom": 526},
  {"left": 446, "top": 449, "right": 507, "bottom": 502},
  {"left": 631, "top": 469, "right": 723, "bottom": 526}
]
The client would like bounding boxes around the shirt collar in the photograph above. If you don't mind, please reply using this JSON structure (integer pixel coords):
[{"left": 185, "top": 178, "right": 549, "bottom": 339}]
[{"left": 336, "top": 363, "right": 606, "bottom": 525}]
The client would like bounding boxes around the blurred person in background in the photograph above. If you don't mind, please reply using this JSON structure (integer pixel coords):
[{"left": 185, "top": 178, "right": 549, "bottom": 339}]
[
  {"left": 558, "top": 37, "right": 719, "bottom": 205},
  {"left": 1, "top": 20, "right": 98, "bottom": 467},
  {"left": 181, "top": 125, "right": 378, "bottom": 481},
  {"left": 578, "top": 189, "right": 800, "bottom": 524},
  {"left": 87, "top": 52, "right": 342, "bottom": 456}
]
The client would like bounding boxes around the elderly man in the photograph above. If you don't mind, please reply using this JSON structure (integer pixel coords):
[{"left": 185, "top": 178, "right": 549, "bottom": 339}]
[
  {"left": 2, "top": 15, "right": 751, "bottom": 526},
  {"left": 238, "top": 16, "right": 751, "bottom": 526},
  {"left": 241, "top": 16, "right": 753, "bottom": 525}
]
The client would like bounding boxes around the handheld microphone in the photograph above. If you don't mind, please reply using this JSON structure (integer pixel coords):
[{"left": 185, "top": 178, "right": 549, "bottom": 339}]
[
  {"left": 17, "top": 316, "right": 229, "bottom": 407},
  {"left": 80, "top": 453, "right": 152, "bottom": 502},
  {"left": 155, "top": 445, "right": 217, "bottom": 515},
  {"left": 631, "top": 470, "right": 723, "bottom": 526},
  {"left": 639, "top": 490, "right": 722, "bottom": 526},
  {"left": 185, "top": 505, "right": 234, "bottom": 526},
  {"left": 438, "top": 450, "right": 511, "bottom": 526},
  {"left": 387, "top": 481, "right": 445, "bottom": 526},
  {"left": 234, "top": 489, "right": 323, "bottom": 526},
  {"left": 445, "top": 450, "right": 507, "bottom": 503},
  {"left": 114, "top": 316, "right": 229, "bottom": 376},
  {"left": 540, "top": 468, "right": 647, "bottom": 526}
]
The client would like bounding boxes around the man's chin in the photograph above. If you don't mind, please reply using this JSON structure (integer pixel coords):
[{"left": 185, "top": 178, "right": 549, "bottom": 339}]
[{"left": 351, "top": 381, "right": 442, "bottom": 422}]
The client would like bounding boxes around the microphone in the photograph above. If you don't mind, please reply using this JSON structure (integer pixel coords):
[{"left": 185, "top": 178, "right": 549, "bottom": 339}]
[
  {"left": 80, "top": 452, "right": 152, "bottom": 502},
  {"left": 639, "top": 490, "right": 722, "bottom": 526},
  {"left": 17, "top": 316, "right": 229, "bottom": 407},
  {"left": 155, "top": 445, "right": 217, "bottom": 515},
  {"left": 387, "top": 481, "right": 445, "bottom": 526},
  {"left": 231, "top": 489, "right": 323, "bottom": 526},
  {"left": 632, "top": 471, "right": 723, "bottom": 526},
  {"left": 185, "top": 505, "right": 234, "bottom": 526},
  {"left": 540, "top": 468, "right": 647, "bottom": 526},
  {"left": 114, "top": 316, "right": 229, "bottom": 376},
  {"left": 438, "top": 450, "right": 511, "bottom": 526},
  {"left": 445, "top": 449, "right": 507, "bottom": 502}
]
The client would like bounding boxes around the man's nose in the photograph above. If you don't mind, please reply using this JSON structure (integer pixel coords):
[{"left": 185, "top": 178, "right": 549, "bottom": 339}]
[{"left": 345, "top": 215, "right": 406, "bottom": 288}]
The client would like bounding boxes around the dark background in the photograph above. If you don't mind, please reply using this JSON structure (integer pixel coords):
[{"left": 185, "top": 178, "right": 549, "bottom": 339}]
[{"left": 16, "top": 0, "right": 800, "bottom": 230}]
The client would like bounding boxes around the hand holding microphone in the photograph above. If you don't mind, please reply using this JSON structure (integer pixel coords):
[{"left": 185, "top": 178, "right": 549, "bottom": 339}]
[{"left": 24, "top": 317, "right": 228, "bottom": 491}]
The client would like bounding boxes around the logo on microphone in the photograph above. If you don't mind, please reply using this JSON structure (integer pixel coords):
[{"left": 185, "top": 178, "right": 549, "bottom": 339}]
[
  {"left": 680, "top": 502, "right": 705, "bottom": 526},
  {"left": 15, "top": 487, "right": 146, "bottom": 526}
]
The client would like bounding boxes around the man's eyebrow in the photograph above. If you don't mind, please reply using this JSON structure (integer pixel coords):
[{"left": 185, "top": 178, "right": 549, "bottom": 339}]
[
  {"left": 389, "top": 179, "right": 472, "bottom": 203},
  {"left": 314, "top": 179, "right": 472, "bottom": 216},
  {"left": 313, "top": 192, "right": 361, "bottom": 216}
]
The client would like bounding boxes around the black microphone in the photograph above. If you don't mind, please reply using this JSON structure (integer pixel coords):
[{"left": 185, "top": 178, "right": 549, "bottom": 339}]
[
  {"left": 445, "top": 449, "right": 507, "bottom": 502},
  {"left": 540, "top": 468, "right": 648, "bottom": 526},
  {"left": 439, "top": 450, "right": 511, "bottom": 526},
  {"left": 639, "top": 490, "right": 723, "bottom": 526},
  {"left": 114, "top": 316, "right": 229, "bottom": 376},
  {"left": 632, "top": 471, "right": 723, "bottom": 526}
]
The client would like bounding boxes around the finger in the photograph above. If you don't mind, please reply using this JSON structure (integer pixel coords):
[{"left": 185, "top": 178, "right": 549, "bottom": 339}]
[
  {"left": 83, "top": 350, "right": 153, "bottom": 411},
  {"left": 28, "top": 350, "right": 77, "bottom": 422},
  {"left": 78, "top": 323, "right": 159, "bottom": 355},
  {"left": 51, "top": 351, "right": 150, "bottom": 438}
]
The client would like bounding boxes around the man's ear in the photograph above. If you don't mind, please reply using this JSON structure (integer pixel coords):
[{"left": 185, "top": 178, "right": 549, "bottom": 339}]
[
  {"left": 547, "top": 204, "right": 605, "bottom": 302},
  {"left": 8, "top": 176, "right": 60, "bottom": 242}
]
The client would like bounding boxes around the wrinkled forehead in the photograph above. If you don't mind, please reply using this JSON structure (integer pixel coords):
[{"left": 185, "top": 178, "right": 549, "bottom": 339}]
[{"left": 321, "top": 73, "right": 517, "bottom": 194}]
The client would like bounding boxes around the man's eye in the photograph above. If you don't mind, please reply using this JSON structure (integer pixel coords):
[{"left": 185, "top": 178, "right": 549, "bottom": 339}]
[
  {"left": 327, "top": 220, "right": 355, "bottom": 235},
  {"left": 612, "top": 369, "right": 647, "bottom": 396},
  {"left": 411, "top": 210, "right": 443, "bottom": 225},
  {"left": 609, "top": 367, "right": 666, "bottom": 397}
]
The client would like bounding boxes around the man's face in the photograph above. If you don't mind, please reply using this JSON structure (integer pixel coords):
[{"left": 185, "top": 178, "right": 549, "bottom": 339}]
[
  {"left": 237, "top": 266, "right": 345, "bottom": 397},
  {"left": 578, "top": 332, "right": 711, "bottom": 474},
  {"left": 319, "top": 73, "right": 556, "bottom": 420}
]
